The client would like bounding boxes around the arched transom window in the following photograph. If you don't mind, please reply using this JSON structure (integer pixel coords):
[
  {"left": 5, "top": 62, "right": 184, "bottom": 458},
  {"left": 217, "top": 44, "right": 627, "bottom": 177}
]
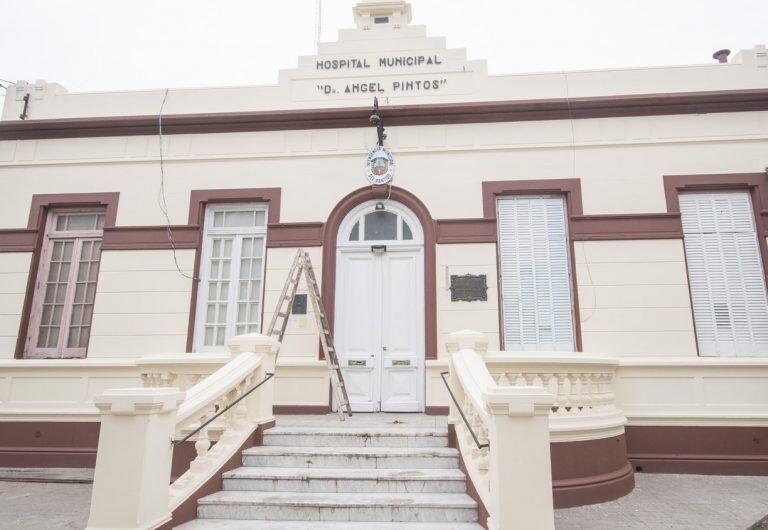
[{"left": 338, "top": 201, "right": 423, "bottom": 246}]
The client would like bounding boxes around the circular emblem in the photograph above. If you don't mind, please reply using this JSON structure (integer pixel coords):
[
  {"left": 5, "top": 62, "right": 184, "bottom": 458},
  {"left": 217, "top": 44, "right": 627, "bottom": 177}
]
[{"left": 365, "top": 146, "right": 395, "bottom": 185}]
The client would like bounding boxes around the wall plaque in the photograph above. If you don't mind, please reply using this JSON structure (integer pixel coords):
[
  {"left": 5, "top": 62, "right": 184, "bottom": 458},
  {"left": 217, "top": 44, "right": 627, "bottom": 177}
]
[
  {"left": 450, "top": 274, "right": 488, "bottom": 302},
  {"left": 292, "top": 294, "right": 308, "bottom": 315}
]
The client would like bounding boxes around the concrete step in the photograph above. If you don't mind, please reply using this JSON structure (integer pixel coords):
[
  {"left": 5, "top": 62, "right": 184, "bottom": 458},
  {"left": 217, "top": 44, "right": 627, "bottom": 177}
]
[
  {"left": 223, "top": 467, "right": 467, "bottom": 493},
  {"left": 263, "top": 427, "right": 448, "bottom": 448},
  {"left": 178, "top": 520, "right": 484, "bottom": 529},
  {"left": 242, "top": 446, "right": 459, "bottom": 469},
  {"left": 196, "top": 491, "right": 478, "bottom": 523}
]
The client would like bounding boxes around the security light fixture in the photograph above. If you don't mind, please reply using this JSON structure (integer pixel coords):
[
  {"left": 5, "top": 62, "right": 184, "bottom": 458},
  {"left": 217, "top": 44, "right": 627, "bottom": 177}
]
[
  {"left": 375, "top": 201, "right": 386, "bottom": 211},
  {"left": 369, "top": 97, "right": 387, "bottom": 146}
]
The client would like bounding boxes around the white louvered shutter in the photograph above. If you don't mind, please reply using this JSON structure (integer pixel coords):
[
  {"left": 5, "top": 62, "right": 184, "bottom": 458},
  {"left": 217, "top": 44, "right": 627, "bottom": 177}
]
[
  {"left": 497, "top": 196, "right": 574, "bottom": 351},
  {"left": 680, "top": 191, "right": 768, "bottom": 356}
]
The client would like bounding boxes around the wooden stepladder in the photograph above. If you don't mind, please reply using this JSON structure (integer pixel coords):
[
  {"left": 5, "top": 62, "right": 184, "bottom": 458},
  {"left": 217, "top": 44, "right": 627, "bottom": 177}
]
[{"left": 266, "top": 249, "right": 352, "bottom": 420}]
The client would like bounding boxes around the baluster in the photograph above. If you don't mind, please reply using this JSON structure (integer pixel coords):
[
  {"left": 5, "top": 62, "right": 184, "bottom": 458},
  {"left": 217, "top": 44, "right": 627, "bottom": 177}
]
[
  {"left": 603, "top": 373, "right": 615, "bottom": 408},
  {"left": 566, "top": 373, "right": 579, "bottom": 413},
  {"left": 554, "top": 374, "right": 568, "bottom": 414},
  {"left": 574, "top": 373, "right": 586, "bottom": 413},
  {"left": 522, "top": 373, "right": 536, "bottom": 387},
  {"left": 497, "top": 372, "right": 511, "bottom": 386},
  {"left": 591, "top": 373, "right": 605, "bottom": 409}
]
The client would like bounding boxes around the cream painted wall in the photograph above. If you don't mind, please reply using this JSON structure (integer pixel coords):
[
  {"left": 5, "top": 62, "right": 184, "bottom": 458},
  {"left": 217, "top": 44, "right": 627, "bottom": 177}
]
[
  {"left": 1, "top": 111, "right": 768, "bottom": 230},
  {"left": 0, "top": 253, "right": 30, "bottom": 358},
  {"left": 262, "top": 246, "right": 323, "bottom": 359},
  {"left": 436, "top": 243, "right": 500, "bottom": 356},
  {"left": 90, "top": 249, "right": 194, "bottom": 357},
  {"left": 615, "top": 358, "right": 768, "bottom": 426},
  {"left": 0, "top": 359, "right": 140, "bottom": 420},
  {"left": 575, "top": 239, "right": 697, "bottom": 356},
  {"left": 273, "top": 361, "right": 330, "bottom": 409}
]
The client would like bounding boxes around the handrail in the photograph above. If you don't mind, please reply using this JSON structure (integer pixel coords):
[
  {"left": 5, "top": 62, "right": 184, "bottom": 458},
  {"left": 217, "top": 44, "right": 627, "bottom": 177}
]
[
  {"left": 172, "top": 372, "right": 274, "bottom": 445},
  {"left": 440, "top": 371, "right": 489, "bottom": 450}
]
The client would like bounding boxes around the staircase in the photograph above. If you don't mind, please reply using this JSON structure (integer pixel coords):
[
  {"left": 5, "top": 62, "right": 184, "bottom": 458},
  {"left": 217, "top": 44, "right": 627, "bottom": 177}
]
[{"left": 178, "top": 422, "right": 482, "bottom": 529}]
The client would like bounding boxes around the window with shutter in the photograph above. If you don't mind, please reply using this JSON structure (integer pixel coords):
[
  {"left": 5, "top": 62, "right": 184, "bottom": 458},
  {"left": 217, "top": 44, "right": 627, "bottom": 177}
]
[
  {"left": 496, "top": 195, "right": 574, "bottom": 351},
  {"left": 680, "top": 191, "right": 768, "bottom": 356},
  {"left": 193, "top": 203, "right": 268, "bottom": 352}
]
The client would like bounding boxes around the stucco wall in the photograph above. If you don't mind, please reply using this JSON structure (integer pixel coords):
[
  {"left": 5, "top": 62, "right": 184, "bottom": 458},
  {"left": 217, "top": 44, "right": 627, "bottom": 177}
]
[
  {"left": 575, "top": 240, "right": 697, "bottom": 356},
  {"left": 0, "top": 253, "right": 30, "bottom": 358},
  {"left": 1, "top": 111, "right": 768, "bottom": 227},
  {"left": 90, "top": 249, "right": 194, "bottom": 356},
  {"left": 436, "top": 243, "right": 500, "bottom": 356},
  {"left": 1, "top": 113, "right": 767, "bottom": 361},
  {"left": 263, "top": 246, "right": 323, "bottom": 359}
]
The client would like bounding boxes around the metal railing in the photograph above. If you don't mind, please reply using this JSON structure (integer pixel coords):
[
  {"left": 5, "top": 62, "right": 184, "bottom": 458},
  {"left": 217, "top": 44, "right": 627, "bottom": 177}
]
[
  {"left": 440, "top": 371, "right": 490, "bottom": 450},
  {"left": 171, "top": 372, "right": 275, "bottom": 445}
]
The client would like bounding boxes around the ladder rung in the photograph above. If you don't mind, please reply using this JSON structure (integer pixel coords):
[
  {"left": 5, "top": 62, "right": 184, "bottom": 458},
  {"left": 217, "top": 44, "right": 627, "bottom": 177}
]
[{"left": 278, "top": 312, "right": 289, "bottom": 318}]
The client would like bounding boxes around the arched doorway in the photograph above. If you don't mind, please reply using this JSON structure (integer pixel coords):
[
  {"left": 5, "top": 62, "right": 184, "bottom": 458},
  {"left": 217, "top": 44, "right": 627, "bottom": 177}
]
[{"left": 334, "top": 200, "right": 425, "bottom": 412}]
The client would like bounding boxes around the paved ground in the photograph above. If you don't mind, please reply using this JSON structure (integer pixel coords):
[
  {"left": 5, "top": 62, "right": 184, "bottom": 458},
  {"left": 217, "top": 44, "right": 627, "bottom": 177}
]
[
  {"left": 1, "top": 472, "right": 765, "bottom": 529},
  {"left": 0, "top": 480, "right": 92, "bottom": 529},
  {"left": 555, "top": 474, "right": 768, "bottom": 529},
  {"left": 1, "top": 415, "right": 765, "bottom": 529}
]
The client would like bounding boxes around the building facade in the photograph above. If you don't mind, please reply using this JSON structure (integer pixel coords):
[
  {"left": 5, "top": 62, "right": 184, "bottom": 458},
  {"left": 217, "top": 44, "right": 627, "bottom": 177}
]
[{"left": 1, "top": 0, "right": 767, "bottom": 509}]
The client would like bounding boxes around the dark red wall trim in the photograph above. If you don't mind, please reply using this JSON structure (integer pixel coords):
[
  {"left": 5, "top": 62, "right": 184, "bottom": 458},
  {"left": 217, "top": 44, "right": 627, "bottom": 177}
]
[
  {"left": 101, "top": 225, "right": 199, "bottom": 250},
  {"left": 435, "top": 219, "right": 496, "bottom": 244},
  {"left": 187, "top": 188, "right": 281, "bottom": 226},
  {"left": 185, "top": 188, "right": 282, "bottom": 352},
  {"left": 16, "top": 192, "right": 120, "bottom": 358},
  {"left": 26, "top": 192, "right": 120, "bottom": 230},
  {"left": 570, "top": 213, "right": 683, "bottom": 240},
  {"left": 267, "top": 222, "right": 324, "bottom": 248},
  {"left": 0, "top": 421, "right": 100, "bottom": 468},
  {"left": 2, "top": 89, "right": 767, "bottom": 141},
  {"left": 0, "top": 229, "right": 37, "bottom": 252},
  {"left": 626, "top": 425, "right": 768, "bottom": 475},
  {"left": 322, "top": 185, "right": 438, "bottom": 361},
  {"left": 551, "top": 435, "right": 634, "bottom": 508}
]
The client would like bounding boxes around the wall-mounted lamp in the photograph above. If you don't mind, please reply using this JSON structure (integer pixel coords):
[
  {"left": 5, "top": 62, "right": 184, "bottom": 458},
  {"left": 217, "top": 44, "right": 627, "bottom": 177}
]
[
  {"left": 369, "top": 97, "right": 386, "bottom": 146},
  {"left": 375, "top": 201, "right": 386, "bottom": 211}
]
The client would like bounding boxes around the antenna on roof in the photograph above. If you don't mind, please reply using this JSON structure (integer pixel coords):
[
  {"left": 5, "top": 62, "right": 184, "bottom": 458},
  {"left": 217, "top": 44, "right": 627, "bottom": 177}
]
[{"left": 314, "top": 0, "right": 323, "bottom": 54}]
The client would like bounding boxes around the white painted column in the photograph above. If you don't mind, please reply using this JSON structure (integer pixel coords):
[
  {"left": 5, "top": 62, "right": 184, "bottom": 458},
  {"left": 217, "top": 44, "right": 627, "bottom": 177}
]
[
  {"left": 485, "top": 387, "right": 555, "bottom": 530},
  {"left": 228, "top": 333, "right": 278, "bottom": 424},
  {"left": 86, "top": 387, "right": 184, "bottom": 530}
]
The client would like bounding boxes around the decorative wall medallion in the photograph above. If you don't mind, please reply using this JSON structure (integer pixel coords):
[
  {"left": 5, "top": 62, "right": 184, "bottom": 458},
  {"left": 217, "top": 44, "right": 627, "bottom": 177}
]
[{"left": 365, "top": 145, "right": 395, "bottom": 185}]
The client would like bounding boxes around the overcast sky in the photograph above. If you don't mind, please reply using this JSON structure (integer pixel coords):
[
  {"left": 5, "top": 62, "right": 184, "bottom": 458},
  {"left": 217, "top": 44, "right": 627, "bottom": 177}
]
[{"left": 1, "top": 0, "right": 766, "bottom": 101}]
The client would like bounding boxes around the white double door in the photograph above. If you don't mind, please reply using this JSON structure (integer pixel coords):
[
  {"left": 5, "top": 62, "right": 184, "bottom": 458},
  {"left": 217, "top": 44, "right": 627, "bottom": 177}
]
[{"left": 334, "top": 246, "right": 424, "bottom": 412}]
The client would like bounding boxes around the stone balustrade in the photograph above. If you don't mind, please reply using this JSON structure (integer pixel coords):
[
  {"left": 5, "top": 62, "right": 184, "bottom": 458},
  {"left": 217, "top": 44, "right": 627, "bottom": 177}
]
[
  {"left": 445, "top": 330, "right": 556, "bottom": 530},
  {"left": 85, "top": 333, "right": 277, "bottom": 530},
  {"left": 483, "top": 352, "right": 626, "bottom": 442},
  {"left": 136, "top": 353, "right": 232, "bottom": 390}
]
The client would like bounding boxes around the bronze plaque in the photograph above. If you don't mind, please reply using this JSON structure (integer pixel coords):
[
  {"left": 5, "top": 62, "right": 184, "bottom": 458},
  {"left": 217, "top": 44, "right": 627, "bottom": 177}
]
[{"left": 450, "top": 274, "right": 488, "bottom": 302}]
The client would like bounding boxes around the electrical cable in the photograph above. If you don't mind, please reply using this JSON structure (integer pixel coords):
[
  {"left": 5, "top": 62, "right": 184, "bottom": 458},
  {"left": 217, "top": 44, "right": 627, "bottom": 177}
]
[{"left": 157, "top": 88, "right": 198, "bottom": 281}]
